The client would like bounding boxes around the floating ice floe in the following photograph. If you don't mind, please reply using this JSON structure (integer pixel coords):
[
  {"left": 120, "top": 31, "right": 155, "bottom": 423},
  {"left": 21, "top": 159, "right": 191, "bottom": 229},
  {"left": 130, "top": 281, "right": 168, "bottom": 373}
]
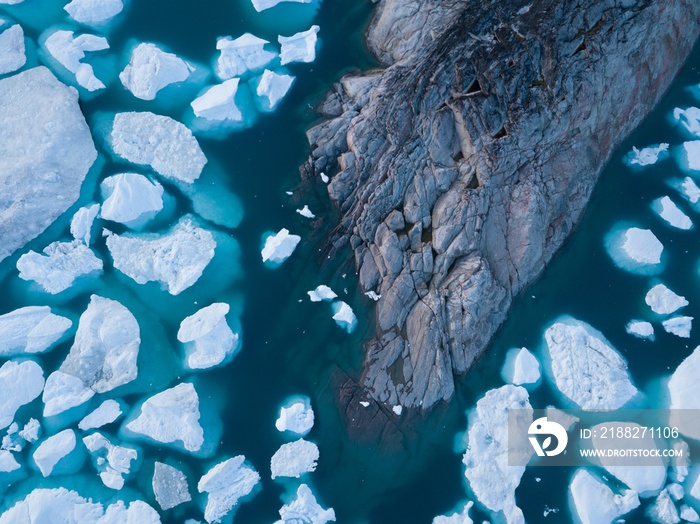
[
  {"left": 646, "top": 284, "right": 688, "bottom": 315},
  {"left": 674, "top": 107, "right": 700, "bottom": 137},
  {"left": 331, "top": 301, "right": 357, "bottom": 333},
  {"left": 648, "top": 489, "right": 680, "bottom": 523},
  {"left": 275, "top": 397, "right": 314, "bottom": 435},
  {"left": 270, "top": 438, "right": 319, "bottom": 479},
  {"left": 43, "top": 30, "right": 109, "bottom": 91},
  {"left": 0, "top": 23, "right": 25, "bottom": 75},
  {"left": 279, "top": 26, "right": 319, "bottom": 65},
  {"left": 100, "top": 173, "right": 164, "bottom": 227},
  {"left": 667, "top": 483, "right": 684, "bottom": 501},
  {"left": 652, "top": 196, "right": 693, "bottom": 230},
  {"left": 677, "top": 177, "right": 700, "bottom": 204},
  {"left": 681, "top": 141, "right": 700, "bottom": 172},
  {"left": 83, "top": 432, "right": 137, "bottom": 490},
  {"left": 254, "top": 69, "right": 295, "bottom": 112},
  {"left": 20, "top": 418, "right": 40, "bottom": 442},
  {"left": 681, "top": 505, "right": 700, "bottom": 523},
  {"left": 153, "top": 461, "right": 191, "bottom": 510},
  {"left": 33, "top": 429, "right": 78, "bottom": 477},
  {"left": 110, "top": 111, "right": 207, "bottom": 183},
  {"left": 42, "top": 370, "right": 95, "bottom": 417},
  {"left": 626, "top": 320, "right": 655, "bottom": 340},
  {"left": 261, "top": 228, "right": 301, "bottom": 266},
  {"left": 432, "top": 501, "right": 474, "bottom": 524},
  {"left": 71, "top": 204, "right": 100, "bottom": 245},
  {"left": 605, "top": 226, "right": 664, "bottom": 274},
  {"left": 251, "top": 0, "right": 312, "bottom": 11},
  {"left": 79, "top": 399, "right": 123, "bottom": 430},
  {"left": 177, "top": 303, "right": 240, "bottom": 370},
  {"left": 277, "top": 484, "right": 336, "bottom": 524},
  {"left": 663, "top": 316, "right": 693, "bottom": 338},
  {"left": 215, "top": 33, "right": 277, "bottom": 80},
  {"left": 2, "top": 423, "right": 22, "bottom": 451},
  {"left": 462, "top": 385, "right": 532, "bottom": 524},
  {"left": 191, "top": 79, "right": 244, "bottom": 122},
  {"left": 0, "top": 360, "right": 44, "bottom": 429},
  {"left": 625, "top": 143, "right": 670, "bottom": 167},
  {"left": 668, "top": 345, "right": 700, "bottom": 440},
  {"left": 569, "top": 469, "right": 640, "bottom": 524},
  {"left": 17, "top": 240, "right": 103, "bottom": 294},
  {"left": 296, "top": 204, "right": 314, "bottom": 218},
  {"left": 106, "top": 216, "right": 216, "bottom": 295},
  {"left": 0, "top": 306, "right": 71, "bottom": 356},
  {"left": 543, "top": 317, "right": 638, "bottom": 410},
  {"left": 198, "top": 455, "right": 261, "bottom": 523},
  {"left": 126, "top": 382, "right": 204, "bottom": 453},
  {"left": 120, "top": 43, "right": 194, "bottom": 100},
  {"left": 500, "top": 347, "right": 540, "bottom": 386},
  {"left": 64, "top": 0, "right": 124, "bottom": 26},
  {"left": 0, "top": 450, "right": 20, "bottom": 473},
  {"left": 307, "top": 285, "right": 336, "bottom": 302}
]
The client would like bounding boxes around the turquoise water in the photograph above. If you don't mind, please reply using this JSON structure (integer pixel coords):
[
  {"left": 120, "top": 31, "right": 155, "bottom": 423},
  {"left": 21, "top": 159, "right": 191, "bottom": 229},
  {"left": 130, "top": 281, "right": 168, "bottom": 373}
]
[{"left": 1, "top": 0, "right": 700, "bottom": 521}]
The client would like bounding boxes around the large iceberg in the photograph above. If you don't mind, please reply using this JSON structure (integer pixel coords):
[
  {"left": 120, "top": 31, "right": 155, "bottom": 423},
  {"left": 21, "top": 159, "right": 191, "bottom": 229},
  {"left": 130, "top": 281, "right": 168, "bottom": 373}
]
[
  {"left": 500, "top": 347, "right": 541, "bottom": 386},
  {"left": 652, "top": 196, "right": 693, "bottom": 230},
  {"left": 261, "top": 228, "right": 301, "bottom": 265},
  {"left": 64, "top": 0, "right": 124, "bottom": 26},
  {"left": 0, "top": 67, "right": 97, "bottom": 264},
  {"left": 0, "top": 23, "right": 25, "bottom": 75},
  {"left": 83, "top": 432, "right": 138, "bottom": 489},
  {"left": 331, "top": 301, "right": 357, "bottom": 333},
  {"left": 279, "top": 26, "right": 319, "bottom": 65},
  {"left": 668, "top": 345, "right": 700, "bottom": 440},
  {"left": 177, "top": 303, "right": 240, "bottom": 370},
  {"left": 43, "top": 30, "right": 109, "bottom": 91},
  {"left": 646, "top": 284, "right": 688, "bottom": 315},
  {"left": 153, "top": 461, "right": 191, "bottom": 510},
  {"left": 0, "top": 360, "right": 44, "bottom": 429},
  {"left": 674, "top": 107, "right": 700, "bottom": 137},
  {"left": 270, "top": 438, "right": 319, "bottom": 479},
  {"left": 120, "top": 43, "right": 194, "bottom": 100},
  {"left": 198, "top": 455, "right": 260, "bottom": 523},
  {"left": 275, "top": 397, "right": 314, "bottom": 435},
  {"left": 625, "top": 143, "right": 670, "bottom": 167},
  {"left": 106, "top": 216, "right": 216, "bottom": 295},
  {"left": 100, "top": 173, "right": 164, "bottom": 227},
  {"left": 569, "top": 469, "right": 640, "bottom": 524},
  {"left": 0, "top": 306, "right": 71, "bottom": 356},
  {"left": 191, "top": 79, "right": 244, "bottom": 122},
  {"left": 215, "top": 33, "right": 277, "bottom": 79},
  {"left": 32, "top": 429, "right": 78, "bottom": 477},
  {"left": 71, "top": 204, "right": 100, "bottom": 245},
  {"left": 110, "top": 111, "right": 207, "bottom": 183},
  {"left": 543, "top": 317, "right": 638, "bottom": 410},
  {"left": 277, "top": 484, "right": 336, "bottom": 524},
  {"left": 254, "top": 69, "right": 295, "bottom": 112}
]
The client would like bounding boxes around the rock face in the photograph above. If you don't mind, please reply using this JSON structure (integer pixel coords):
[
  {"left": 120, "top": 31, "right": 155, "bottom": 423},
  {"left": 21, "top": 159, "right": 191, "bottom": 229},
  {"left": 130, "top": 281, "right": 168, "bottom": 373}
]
[{"left": 303, "top": 0, "right": 700, "bottom": 410}]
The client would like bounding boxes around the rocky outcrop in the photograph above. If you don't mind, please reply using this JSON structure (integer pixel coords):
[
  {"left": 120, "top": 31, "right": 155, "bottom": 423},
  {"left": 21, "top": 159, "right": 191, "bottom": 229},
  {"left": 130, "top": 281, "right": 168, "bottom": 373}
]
[{"left": 304, "top": 0, "right": 700, "bottom": 411}]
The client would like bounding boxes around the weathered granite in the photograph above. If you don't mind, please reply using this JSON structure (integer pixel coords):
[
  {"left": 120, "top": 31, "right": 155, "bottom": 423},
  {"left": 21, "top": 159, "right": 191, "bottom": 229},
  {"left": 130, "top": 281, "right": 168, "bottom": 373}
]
[{"left": 304, "top": 0, "right": 700, "bottom": 410}]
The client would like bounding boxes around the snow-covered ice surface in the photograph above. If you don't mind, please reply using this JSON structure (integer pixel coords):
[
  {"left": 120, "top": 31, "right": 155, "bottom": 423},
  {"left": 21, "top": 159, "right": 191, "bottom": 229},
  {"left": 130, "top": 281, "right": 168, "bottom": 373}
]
[
  {"left": 120, "top": 43, "right": 193, "bottom": 100},
  {"left": 198, "top": 455, "right": 260, "bottom": 523},
  {"left": 275, "top": 397, "right": 314, "bottom": 435},
  {"left": 64, "top": 0, "right": 124, "bottom": 26},
  {"left": 279, "top": 26, "right": 319, "bottom": 65},
  {"left": 0, "top": 23, "right": 25, "bottom": 74},
  {"left": 83, "top": 432, "right": 138, "bottom": 489},
  {"left": 177, "top": 303, "right": 240, "bottom": 370},
  {"left": 251, "top": 0, "right": 312, "bottom": 12},
  {"left": 277, "top": 484, "right": 336, "bottom": 524},
  {"left": 646, "top": 283, "right": 689, "bottom": 315},
  {"left": 500, "top": 347, "right": 540, "bottom": 386},
  {"left": 215, "top": 33, "right": 277, "bottom": 79},
  {"left": 79, "top": 399, "right": 123, "bottom": 430},
  {"left": 32, "top": 429, "right": 77, "bottom": 477},
  {"left": 71, "top": 204, "right": 100, "bottom": 245},
  {"left": 543, "top": 317, "right": 638, "bottom": 410},
  {"left": 307, "top": 285, "right": 337, "bottom": 302},
  {"left": 153, "top": 461, "right": 191, "bottom": 510},
  {"left": 652, "top": 196, "right": 693, "bottom": 229},
  {"left": 100, "top": 173, "right": 164, "bottom": 227},
  {"left": 270, "top": 438, "right": 319, "bottom": 479},
  {"left": 0, "top": 360, "right": 44, "bottom": 429},
  {"left": 625, "top": 143, "right": 670, "bottom": 167},
  {"left": 191, "top": 79, "right": 244, "bottom": 122},
  {"left": 569, "top": 469, "right": 640, "bottom": 524},
  {"left": 669, "top": 345, "right": 700, "bottom": 440},
  {"left": 261, "top": 228, "right": 301, "bottom": 266},
  {"left": 331, "top": 301, "right": 357, "bottom": 333},
  {"left": 663, "top": 316, "right": 693, "bottom": 338},
  {"left": 43, "top": 30, "right": 109, "bottom": 91},
  {"left": 0, "top": 306, "right": 71, "bottom": 356},
  {"left": 626, "top": 320, "right": 655, "bottom": 340},
  {"left": 254, "top": 69, "right": 295, "bottom": 112}
]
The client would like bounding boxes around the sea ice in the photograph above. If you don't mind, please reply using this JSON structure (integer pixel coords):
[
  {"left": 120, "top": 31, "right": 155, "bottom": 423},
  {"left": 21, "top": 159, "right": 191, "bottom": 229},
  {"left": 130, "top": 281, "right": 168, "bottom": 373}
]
[
  {"left": 79, "top": 399, "right": 123, "bottom": 430},
  {"left": 279, "top": 26, "right": 319, "bottom": 65},
  {"left": 646, "top": 284, "right": 688, "bottom": 315},
  {"left": 667, "top": 483, "right": 684, "bottom": 500},
  {"left": 64, "top": 0, "right": 124, "bottom": 26},
  {"left": 42, "top": 371, "right": 95, "bottom": 417},
  {"left": 177, "top": 303, "right": 239, "bottom": 370},
  {"left": 2, "top": 423, "right": 21, "bottom": 452},
  {"left": 663, "top": 316, "right": 693, "bottom": 338},
  {"left": 296, "top": 205, "right": 315, "bottom": 218},
  {"left": 43, "top": 30, "right": 109, "bottom": 91},
  {"left": 261, "top": 228, "right": 301, "bottom": 265},
  {"left": 83, "top": 432, "right": 137, "bottom": 489},
  {"left": 110, "top": 111, "right": 207, "bottom": 183},
  {"left": 20, "top": 418, "right": 40, "bottom": 442},
  {"left": 500, "top": 347, "right": 541, "bottom": 386},
  {"left": 251, "top": 0, "right": 312, "bottom": 12},
  {"left": 625, "top": 143, "right": 670, "bottom": 167},
  {"left": 32, "top": 429, "right": 77, "bottom": 477},
  {"left": 682, "top": 505, "right": 700, "bottom": 523},
  {"left": 275, "top": 397, "right": 314, "bottom": 435},
  {"left": 674, "top": 107, "right": 700, "bottom": 137},
  {"left": 254, "top": 69, "right": 295, "bottom": 112},
  {"left": 569, "top": 469, "right": 640, "bottom": 524},
  {"left": 0, "top": 360, "right": 44, "bottom": 429},
  {"left": 331, "top": 301, "right": 357, "bottom": 333},
  {"left": 543, "top": 317, "right": 638, "bottom": 410},
  {"left": 0, "top": 450, "right": 20, "bottom": 473},
  {"left": 198, "top": 455, "right": 260, "bottom": 523},
  {"left": 100, "top": 173, "right": 164, "bottom": 227},
  {"left": 191, "top": 79, "right": 244, "bottom": 122},
  {"left": 106, "top": 216, "right": 216, "bottom": 295},
  {"left": 626, "top": 320, "right": 655, "bottom": 340},
  {"left": 462, "top": 385, "right": 532, "bottom": 524},
  {"left": 215, "top": 33, "right": 277, "bottom": 79},
  {"left": 0, "top": 306, "right": 71, "bottom": 356},
  {"left": 17, "top": 240, "right": 103, "bottom": 294},
  {"left": 270, "top": 438, "right": 319, "bottom": 479},
  {"left": 153, "top": 461, "right": 191, "bottom": 510},
  {"left": 71, "top": 204, "right": 100, "bottom": 245},
  {"left": 668, "top": 345, "right": 700, "bottom": 439},
  {"left": 679, "top": 177, "right": 700, "bottom": 204},
  {"left": 0, "top": 23, "right": 25, "bottom": 75},
  {"left": 652, "top": 197, "right": 693, "bottom": 230},
  {"left": 120, "top": 43, "right": 194, "bottom": 100},
  {"left": 647, "top": 489, "right": 680, "bottom": 523},
  {"left": 621, "top": 227, "right": 664, "bottom": 265},
  {"left": 307, "top": 285, "right": 337, "bottom": 302},
  {"left": 277, "top": 484, "right": 336, "bottom": 524},
  {"left": 681, "top": 141, "right": 700, "bottom": 172},
  {"left": 125, "top": 382, "right": 204, "bottom": 453},
  {"left": 432, "top": 501, "right": 474, "bottom": 524}
]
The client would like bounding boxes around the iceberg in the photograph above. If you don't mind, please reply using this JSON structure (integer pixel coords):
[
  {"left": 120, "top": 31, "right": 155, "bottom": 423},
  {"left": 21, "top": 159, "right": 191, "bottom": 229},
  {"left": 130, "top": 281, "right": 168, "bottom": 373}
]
[
  {"left": 331, "top": 301, "right": 357, "bottom": 333},
  {"left": 679, "top": 177, "right": 700, "bottom": 204},
  {"left": 177, "top": 303, "right": 240, "bottom": 370},
  {"left": 79, "top": 399, "right": 123, "bottom": 430},
  {"left": 64, "top": 0, "right": 124, "bottom": 26},
  {"left": 279, "top": 26, "right": 319, "bottom": 65},
  {"left": 646, "top": 284, "right": 688, "bottom": 315},
  {"left": 277, "top": 484, "right": 336, "bottom": 524},
  {"left": 2, "top": 423, "right": 21, "bottom": 452},
  {"left": 120, "top": 43, "right": 194, "bottom": 100},
  {"left": 0, "top": 360, "right": 44, "bottom": 429},
  {"left": 215, "top": 33, "right": 277, "bottom": 80},
  {"left": 500, "top": 347, "right": 541, "bottom": 386},
  {"left": 668, "top": 345, "right": 700, "bottom": 439},
  {"left": 43, "top": 30, "right": 109, "bottom": 91},
  {"left": 251, "top": 0, "right": 312, "bottom": 11},
  {"left": 191, "top": 79, "right": 244, "bottom": 122},
  {"left": 106, "top": 216, "right": 216, "bottom": 295},
  {"left": 652, "top": 196, "right": 693, "bottom": 230},
  {"left": 0, "top": 23, "right": 25, "bottom": 75},
  {"left": 569, "top": 469, "right": 640, "bottom": 524},
  {"left": 307, "top": 285, "right": 337, "bottom": 302},
  {"left": 198, "top": 455, "right": 261, "bottom": 523},
  {"left": 674, "top": 107, "right": 700, "bottom": 137},
  {"left": 83, "top": 432, "right": 138, "bottom": 490},
  {"left": 626, "top": 320, "right": 655, "bottom": 340},
  {"left": 153, "top": 461, "right": 191, "bottom": 510},
  {"left": 42, "top": 370, "right": 95, "bottom": 417},
  {"left": 20, "top": 418, "right": 40, "bottom": 442},
  {"left": 647, "top": 489, "right": 680, "bottom": 523},
  {"left": 604, "top": 225, "right": 664, "bottom": 275},
  {"left": 543, "top": 317, "right": 638, "bottom": 410},
  {"left": 625, "top": 143, "right": 670, "bottom": 167},
  {"left": 32, "top": 429, "right": 77, "bottom": 477},
  {"left": 0, "top": 450, "right": 20, "bottom": 473},
  {"left": 261, "top": 228, "right": 301, "bottom": 265},
  {"left": 254, "top": 69, "right": 295, "bottom": 112},
  {"left": 100, "top": 173, "right": 164, "bottom": 227},
  {"left": 270, "top": 438, "right": 319, "bottom": 479},
  {"left": 125, "top": 382, "right": 204, "bottom": 453},
  {"left": 71, "top": 204, "right": 100, "bottom": 245},
  {"left": 17, "top": 240, "right": 103, "bottom": 294},
  {"left": 0, "top": 306, "right": 72, "bottom": 356},
  {"left": 432, "top": 502, "right": 474, "bottom": 524},
  {"left": 296, "top": 204, "right": 315, "bottom": 218},
  {"left": 681, "top": 505, "right": 700, "bottom": 522},
  {"left": 663, "top": 316, "right": 693, "bottom": 338},
  {"left": 110, "top": 111, "right": 207, "bottom": 183},
  {"left": 275, "top": 397, "right": 314, "bottom": 435},
  {"left": 681, "top": 141, "right": 700, "bottom": 172}
]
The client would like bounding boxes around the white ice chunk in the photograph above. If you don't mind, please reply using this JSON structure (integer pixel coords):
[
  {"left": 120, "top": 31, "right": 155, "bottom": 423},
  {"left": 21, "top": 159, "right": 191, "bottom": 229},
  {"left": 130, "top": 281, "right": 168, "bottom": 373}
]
[
  {"left": 279, "top": 26, "right": 319, "bottom": 65},
  {"left": 296, "top": 204, "right": 314, "bottom": 219},
  {"left": 215, "top": 33, "right": 277, "bottom": 79},
  {"left": 0, "top": 24, "right": 26, "bottom": 75},
  {"left": 682, "top": 141, "right": 700, "bottom": 171},
  {"left": 626, "top": 320, "right": 655, "bottom": 340},
  {"left": 153, "top": 461, "right": 191, "bottom": 510},
  {"left": 177, "top": 303, "right": 239, "bottom": 370},
  {"left": 251, "top": 0, "right": 312, "bottom": 12},
  {"left": 331, "top": 301, "right": 357, "bottom": 333},
  {"left": 500, "top": 347, "right": 541, "bottom": 385},
  {"left": 44, "top": 30, "right": 108, "bottom": 91},
  {"left": 275, "top": 397, "right": 314, "bottom": 435},
  {"left": 126, "top": 382, "right": 204, "bottom": 452},
  {"left": 626, "top": 143, "right": 670, "bottom": 167},
  {"left": 64, "top": 0, "right": 124, "bottom": 26},
  {"left": 320, "top": 172, "right": 329, "bottom": 183},
  {"left": 278, "top": 484, "right": 335, "bottom": 524},
  {"left": 17, "top": 240, "right": 103, "bottom": 294},
  {"left": 543, "top": 317, "right": 638, "bottom": 410},
  {"left": 19, "top": 418, "right": 40, "bottom": 442},
  {"left": 42, "top": 370, "right": 95, "bottom": 417},
  {"left": 99, "top": 500, "right": 160, "bottom": 523},
  {"left": 0, "top": 450, "right": 20, "bottom": 473},
  {"left": 0, "top": 360, "right": 44, "bottom": 429},
  {"left": 679, "top": 177, "right": 700, "bottom": 204},
  {"left": 569, "top": 469, "right": 640, "bottom": 524},
  {"left": 307, "top": 285, "right": 337, "bottom": 302},
  {"left": 33, "top": 429, "right": 76, "bottom": 477},
  {"left": 191, "top": 79, "right": 243, "bottom": 122},
  {"left": 100, "top": 173, "right": 164, "bottom": 227},
  {"left": 110, "top": 111, "right": 207, "bottom": 183},
  {"left": 622, "top": 228, "right": 664, "bottom": 265},
  {"left": 1, "top": 423, "right": 21, "bottom": 452},
  {"left": 71, "top": 204, "right": 100, "bottom": 245},
  {"left": 646, "top": 284, "right": 688, "bottom": 315},
  {"left": 198, "top": 456, "right": 260, "bottom": 523},
  {"left": 0, "top": 306, "right": 71, "bottom": 356},
  {"left": 432, "top": 502, "right": 474, "bottom": 524},
  {"left": 681, "top": 505, "right": 700, "bottom": 523},
  {"left": 106, "top": 216, "right": 216, "bottom": 295},
  {"left": 120, "top": 43, "right": 193, "bottom": 100},
  {"left": 668, "top": 345, "right": 700, "bottom": 440},
  {"left": 663, "top": 316, "right": 693, "bottom": 338},
  {"left": 667, "top": 483, "right": 684, "bottom": 501},
  {"left": 79, "top": 399, "right": 123, "bottom": 430},
  {"left": 83, "top": 432, "right": 137, "bottom": 490},
  {"left": 674, "top": 107, "right": 700, "bottom": 137},
  {"left": 392, "top": 405, "right": 403, "bottom": 415},
  {"left": 255, "top": 69, "right": 295, "bottom": 112},
  {"left": 648, "top": 489, "right": 680, "bottom": 523},
  {"left": 270, "top": 438, "right": 318, "bottom": 479},
  {"left": 365, "top": 291, "right": 381, "bottom": 301},
  {"left": 261, "top": 228, "right": 301, "bottom": 265},
  {"left": 652, "top": 196, "right": 693, "bottom": 230}
]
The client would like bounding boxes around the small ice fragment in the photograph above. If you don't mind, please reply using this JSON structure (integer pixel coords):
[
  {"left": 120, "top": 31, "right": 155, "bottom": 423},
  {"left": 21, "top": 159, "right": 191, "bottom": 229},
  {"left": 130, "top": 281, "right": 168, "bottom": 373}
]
[
  {"left": 153, "top": 461, "right": 191, "bottom": 510},
  {"left": 70, "top": 204, "right": 100, "bottom": 245},
  {"left": 83, "top": 432, "right": 138, "bottom": 490},
  {"left": 79, "top": 399, "right": 123, "bottom": 430},
  {"left": 331, "top": 301, "right": 357, "bottom": 333},
  {"left": 296, "top": 204, "right": 315, "bottom": 219},
  {"left": 255, "top": 69, "right": 295, "bottom": 112},
  {"left": 681, "top": 141, "right": 700, "bottom": 171},
  {"left": 0, "top": 24, "right": 26, "bottom": 75},
  {"left": 359, "top": 401, "right": 370, "bottom": 408},
  {"left": 307, "top": 285, "right": 337, "bottom": 302},
  {"left": 120, "top": 43, "right": 193, "bottom": 100},
  {"left": 198, "top": 456, "right": 260, "bottom": 523},
  {"left": 177, "top": 303, "right": 240, "bottom": 370},
  {"left": 646, "top": 284, "right": 688, "bottom": 315},
  {"left": 19, "top": 418, "right": 40, "bottom": 442},
  {"left": 674, "top": 107, "right": 700, "bottom": 137},
  {"left": 270, "top": 438, "right": 319, "bottom": 479},
  {"left": 0, "top": 450, "right": 20, "bottom": 473},
  {"left": 667, "top": 483, "right": 684, "bottom": 501},
  {"left": 652, "top": 196, "right": 693, "bottom": 230},
  {"left": 2, "top": 423, "right": 21, "bottom": 451},
  {"left": 647, "top": 489, "right": 680, "bottom": 523},
  {"left": 100, "top": 173, "right": 164, "bottom": 227},
  {"left": 261, "top": 228, "right": 301, "bottom": 265},
  {"left": 392, "top": 405, "right": 403, "bottom": 416},
  {"left": 663, "top": 316, "right": 693, "bottom": 338},
  {"left": 44, "top": 30, "right": 109, "bottom": 91},
  {"left": 215, "top": 33, "right": 277, "bottom": 79},
  {"left": 279, "top": 26, "right": 319, "bottom": 65},
  {"left": 275, "top": 397, "right": 314, "bottom": 435},
  {"left": 320, "top": 172, "right": 329, "bottom": 183},
  {"left": 278, "top": 484, "right": 336, "bottom": 524},
  {"left": 251, "top": 0, "right": 312, "bottom": 12},
  {"left": 626, "top": 320, "right": 655, "bottom": 340},
  {"left": 365, "top": 291, "right": 381, "bottom": 301},
  {"left": 0, "top": 360, "right": 44, "bottom": 429},
  {"left": 0, "top": 306, "right": 72, "bottom": 356},
  {"left": 500, "top": 347, "right": 541, "bottom": 385},
  {"left": 32, "top": 429, "right": 77, "bottom": 477},
  {"left": 625, "top": 143, "right": 670, "bottom": 167},
  {"left": 191, "top": 79, "right": 243, "bottom": 122},
  {"left": 64, "top": 0, "right": 124, "bottom": 26}
]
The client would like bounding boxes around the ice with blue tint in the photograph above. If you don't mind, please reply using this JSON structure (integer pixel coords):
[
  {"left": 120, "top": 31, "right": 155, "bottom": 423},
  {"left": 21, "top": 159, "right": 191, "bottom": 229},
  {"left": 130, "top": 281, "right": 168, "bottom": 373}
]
[
  {"left": 569, "top": 469, "right": 640, "bottom": 524},
  {"left": 279, "top": 25, "right": 319, "bottom": 65},
  {"left": 647, "top": 489, "right": 680, "bottom": 523},
  {"left": 252, "top": 69, "right": 295, "bottom": 112},
  {"left": 646, "top": 283, "right": 689, "bottom": 315},
  {"left": 626, "top": 320, "right": 655, "bottom": 340},
  {"left": 177, "top": 302, "right": 240, "bottom": 370},
  {"left": 42, "top": 30, "right": 109, "bottom": 91},
  {"left": 604, "top": 225, "right": 664, "bottom": 275},
  {"left": 0, "top": 22, "right": 25, "bottom": 74},
  {"left": 152, "top": 461, "right": 191, "bottom": 510},
  {"left": 669, "top": 345, "right": 700, "bottom": 441},
  {"left": 674, "top": 107, "right": 700, "bottom": 137},
  {"left": 624, "top": 143, "right": 670, "bottom": 167},
  {"left": 42, "top": 370, "right": 95, "bottom": 417},
  {"left": 100, "top": 173, "right": 164, "bottom": 228},
  {"left": 251, "top": 0, "right": 312, "bottom": 12},
  {"left": 32, "top": 429, "right": 82, "bottom": 477},
  {"left": 432, "top": 501, "right": 474, "bottom": 524},
  {"left": 680, "top": 141, "right": 700, "bottom": 172},
  {"left": 64, "top": 0, "right": 124, "bottom": 27},
  {"left": 500, "top": 347, "right": 541, "bottom": 386},
  {"left": 270, "top": 438, "right": 319, "bottom": 479},
  {"left": 275, "top": 396, "right": 314, "bottom": 435},
  {"left": 70, "top": 204, "right": 100, "bottom": 245},
  {"left": 191, "top": 79, "right": 244, "bottom": 122},
  {"left": 0, "top": 360, "right": 44, "bottom": 430},
  {"left": 663, "top": 316, "right": 693, "bottom": 338},
  {"left": 331, "top": 301, "right": 356, "bottom": 333},
  {"left": 261, "top": 228, "right": 300, "bottom": 266},
  {"left": 276, "top": 484, "right": 336, "bottom": 524},
  {"left": 0, "top": 306, "right": 71, "bottom": 356},
  {"left": 215, "top": 33, "right": 277, "bottom": 79},
  {"left": 307, "top": 285, "right": 336, "bottom": 302},
  {"left": 652, "top": 196, "right": 693, "bottom": 230},
  {"left": 198, "top": 455, "right": 261, "bottom": 523},
  {"left": 79, "top": 399, "right": 123, "bottom": 430},
  {"left": 82, "top": 432, "right": 138, "bottom": 490},
  {"left": 120, "top": 42, "right": 194, "bottom": 100},
  {"left": 296, "top": 204, "right": 315, "bottom": 218}
]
